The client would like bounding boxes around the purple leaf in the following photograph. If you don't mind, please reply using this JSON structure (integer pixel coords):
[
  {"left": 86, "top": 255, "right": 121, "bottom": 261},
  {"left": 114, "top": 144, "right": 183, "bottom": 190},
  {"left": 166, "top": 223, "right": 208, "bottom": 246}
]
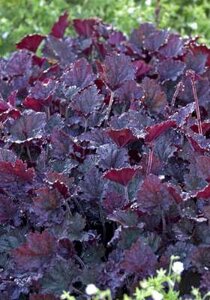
[
  {"left": 191, "top": 246, "right": 210, "bottom": 272},
  {"left": 50, "top": 129, "right": 73, "bottom": 158},
  {"left": 0, "top": 195, "right": 16, "bottom": 224},
  {"left": 12, "top": 231, "right": 56, "bottom": 270},
  {"left": 71, "top": 85, "right": 104, "bottom": 116},
  {"left": 158, "top": 59, "right": 185, "bottom": 83},
  {"left": 7, "top": 110, "right": 47, "bottom": 143},
  {"left": 80, "top": 167, "right": 104, "bottom": 200},
  {"left": 133, "top": 60, "right": 151, "bottom": 78},
  {"left": 43, "top": 35, "right": 76, "bottom": 66},
  {"left": 121, "top": 238, "right": 157, "bottom": 276},
  {"left": 0, "top": 148, "right": 17, "bottom": 162},
  {"left": 159, "top": 34, "right": 185, "bottom": 58},
  {"left": 32, "top": 187, "right": 63, "bottom": 221},
  {"left": 194, "top": 183, "right": 210, "bottom": 200},
  {"left": 115, "top": 80, "right": 143, "bottom": 104},
  {"left": 103, "top": 191, "right": 126, "bottom": 214},
  {"left": 96, "top": 143, "right": 129, "bottom": 169},
  {"left": 29, "top": 295, "right": 58, "bottom": 300},
  {"left": 140, "top": 78, "right": 168, "bottom": 114},
  {"left": 61, "top": 58, "right": 96, "bottom": 89},
  {"left": 170, "top": 103, "right": 195, "bottom": 127},
  {"left": 144, "top": 29, "right": 169, "bottom": 52},
  {"left": 6, "top": 50, "right": 32, "bottom": 77},
  {"left": 129, "top": 23, "right": 156, "bottom": 52},
  {"left": 136, "top": 174, "right": 181, "bottom": 212},
  {"left": 102, "top": 53, "right": 135, "bottom": 90}
]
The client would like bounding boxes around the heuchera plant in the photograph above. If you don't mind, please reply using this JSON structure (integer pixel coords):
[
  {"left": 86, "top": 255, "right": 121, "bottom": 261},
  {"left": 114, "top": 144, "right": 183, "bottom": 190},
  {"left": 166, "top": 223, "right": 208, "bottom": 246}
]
[{"left": 0, "top": 12, "right": 210, "bottom": 299}]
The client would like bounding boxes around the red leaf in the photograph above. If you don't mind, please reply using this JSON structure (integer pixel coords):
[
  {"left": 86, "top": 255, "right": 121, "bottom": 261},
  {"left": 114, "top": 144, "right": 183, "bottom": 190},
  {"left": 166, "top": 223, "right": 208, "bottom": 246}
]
[
  {"left": 16, "top": 34, "right": 45, "bottom": 52},
  {"left": 103, "top": 167, "right": 140, "bottom": 186},
  {"left": 191, "top": 121, "right": 210, "bottom": 135},
  {"left": 45, "top": 172, "right": 71, "bottom": 198},
  {"left": 33, "top": 187, "right": 62, "bottom": 215},
  {"left": 0, "top": 99, "right": 9, "bottom": 112},
  {"left": 194, "top": 183, "right": 210, "bottom": 200},
  {"left": 0, "top": 159, "right": 35, "bottom": 188},
  {"left": 107, "top": 128, "right": 137, "bottom": 147},
  {"left": 12, "top": 231, "right": 56, "bottom": 270},
  {"left": 145, "top": 120, "right": 176, "bottom": 143},
  {"left": 51, "top": 12, "right": 69, "bottom": 39},
  {"left": 23, "top": 96, "right": 44, "bottom": 111},
  {"left": 133, "top": 60, "right": 151, "bottom": 78},
  {"left": 73, "top": 18, "right": 100, "bottom": 37}
]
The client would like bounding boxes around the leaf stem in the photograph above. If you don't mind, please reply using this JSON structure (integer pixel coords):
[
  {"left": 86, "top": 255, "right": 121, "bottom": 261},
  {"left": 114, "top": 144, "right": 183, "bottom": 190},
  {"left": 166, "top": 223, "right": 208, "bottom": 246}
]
[
  {"left": 161, "top": 209, "right": 166, "bottom": 234},
  {"left": 74, "top": 255, "right": 86, "bottom": 269},
  {"left": 26, "top": 144, "right": 32, "bottom": 161},
  {"left": 146, "top": 144, "right": 154, "bottom": 176},
  {"left": 187, "top": 70, "right": 203, "bottom": 135},
  {"left": 104, "top": 91, "right": 114, "bottom": 122},
  {"left": 171, "top": 81, "right": 184, "bottom": 108}
]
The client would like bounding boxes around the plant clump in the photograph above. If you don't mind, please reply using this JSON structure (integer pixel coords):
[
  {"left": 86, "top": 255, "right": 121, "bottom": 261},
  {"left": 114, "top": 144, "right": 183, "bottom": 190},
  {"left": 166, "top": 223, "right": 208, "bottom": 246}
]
[{"left": 0, "top": 12, "right": 210, "bottom": 299}]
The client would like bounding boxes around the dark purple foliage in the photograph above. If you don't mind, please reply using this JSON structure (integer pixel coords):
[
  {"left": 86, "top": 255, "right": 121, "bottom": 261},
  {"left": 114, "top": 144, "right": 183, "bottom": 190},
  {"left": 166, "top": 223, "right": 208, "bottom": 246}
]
[{"left": 0, "top": 13, "right": 210, "bottom": 298}]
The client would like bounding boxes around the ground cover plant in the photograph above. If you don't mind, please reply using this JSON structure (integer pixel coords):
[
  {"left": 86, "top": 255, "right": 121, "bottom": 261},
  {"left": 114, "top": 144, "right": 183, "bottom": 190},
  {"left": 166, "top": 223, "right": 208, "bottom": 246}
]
[
  {"left": 61, "top": 256, "right": 210, "bottom": 299},
  {"left": 0, "top": 12, "right": 210, "bottom": 299}
]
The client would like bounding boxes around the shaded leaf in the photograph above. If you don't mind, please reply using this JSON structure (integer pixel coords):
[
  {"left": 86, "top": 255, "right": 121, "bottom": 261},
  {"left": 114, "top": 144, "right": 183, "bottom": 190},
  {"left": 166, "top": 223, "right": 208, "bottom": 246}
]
[
  {"left": 0, "top": 195, "right": 16, "bottom": 224},
  {"left": 137, "top": 174, "right": 180, "bottom": 212},
  {"left": 141, "top": 77, "right": 168, "bottom": 114},
  {"left": 121, "top": 238, "right": 157, "bottom": 276},
  {"left": 12, "top": 231, "right": 56, "bottom": 271},
  {"left": 40, "top": 259, "right": 79, "bottom": 295}
]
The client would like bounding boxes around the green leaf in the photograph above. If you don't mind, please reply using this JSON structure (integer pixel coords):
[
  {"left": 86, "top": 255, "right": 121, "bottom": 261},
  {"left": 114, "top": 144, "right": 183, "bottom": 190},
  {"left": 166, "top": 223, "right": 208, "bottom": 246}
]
[{"left": 41, "top": 260, "right": 79, "bottom": 295}]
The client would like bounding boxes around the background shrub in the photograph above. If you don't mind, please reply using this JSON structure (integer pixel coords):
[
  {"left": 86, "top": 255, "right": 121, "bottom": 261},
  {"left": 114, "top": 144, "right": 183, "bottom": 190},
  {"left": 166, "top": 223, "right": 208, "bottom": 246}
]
[{"left": 0, "top": 0, "right": 209, "bottom": 56}]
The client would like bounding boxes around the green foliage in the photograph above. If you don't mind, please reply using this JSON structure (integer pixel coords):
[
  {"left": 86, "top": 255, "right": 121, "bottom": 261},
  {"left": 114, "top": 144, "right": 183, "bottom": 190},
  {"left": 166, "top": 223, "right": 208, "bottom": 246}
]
[
  {"left": 0, "top": 0, "right": 210, "bottom": 56},
  {"left": 61, "top": 256, "right": 210, "bottom": 300}
]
